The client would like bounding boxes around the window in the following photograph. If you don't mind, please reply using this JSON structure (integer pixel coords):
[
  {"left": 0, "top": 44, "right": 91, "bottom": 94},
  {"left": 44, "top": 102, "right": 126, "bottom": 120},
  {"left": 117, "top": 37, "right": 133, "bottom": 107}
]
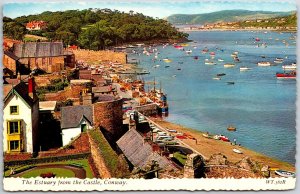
[
  {"left": 9, "top": 140, "right": 20, "bottom": 151},
  {"left": 7, "top": 121, "right": 21, "bottom": 134},
  {"left": 10, "top": 106, "right": 18, "bottom": 115}
]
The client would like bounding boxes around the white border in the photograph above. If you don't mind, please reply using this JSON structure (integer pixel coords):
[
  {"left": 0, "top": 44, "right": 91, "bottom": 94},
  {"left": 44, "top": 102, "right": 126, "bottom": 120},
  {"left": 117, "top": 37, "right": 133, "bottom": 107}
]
[{"left": 1, "top": 0, "right": 299, "bottom": 192}]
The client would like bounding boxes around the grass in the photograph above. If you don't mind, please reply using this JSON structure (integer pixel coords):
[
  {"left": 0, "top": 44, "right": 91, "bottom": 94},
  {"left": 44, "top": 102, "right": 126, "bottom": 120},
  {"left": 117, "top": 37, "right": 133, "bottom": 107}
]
[
  {"left": 4, "top": 159, "right": 94, "bottom": 178},
  {"left": 173, "top": 152, "right": 187, "bottom": 166},
  {"left": 20, "top": 168, "right": 75, "bottom": 178},
  {"left": 89, "top": 130, "right": 119, "bottom": 173},
  {"left": 23, "top": 37, "right": 37, "bottom": 42}
]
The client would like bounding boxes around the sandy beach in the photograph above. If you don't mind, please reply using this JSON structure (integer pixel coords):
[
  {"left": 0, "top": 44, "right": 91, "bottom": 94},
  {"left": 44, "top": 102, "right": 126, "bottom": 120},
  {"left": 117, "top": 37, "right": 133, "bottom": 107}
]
[{"left": 151, "top": 118, "right": 295, "bottom": 172}]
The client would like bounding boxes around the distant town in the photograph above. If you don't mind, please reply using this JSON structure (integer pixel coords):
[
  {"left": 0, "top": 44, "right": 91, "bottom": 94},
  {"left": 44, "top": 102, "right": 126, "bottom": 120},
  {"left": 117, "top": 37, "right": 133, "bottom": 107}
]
[{"left": 179, "top": 13, "right": 297, "bottom": 31}]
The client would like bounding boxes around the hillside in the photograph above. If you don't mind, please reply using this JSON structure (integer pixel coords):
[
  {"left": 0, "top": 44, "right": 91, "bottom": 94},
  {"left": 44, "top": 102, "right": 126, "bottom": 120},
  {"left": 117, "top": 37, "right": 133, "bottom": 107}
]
[
  {"left": 166, "top": 10, "right": 294, "bottom": 24},
  {"left": 3, "top": 9, "right": 188, "bottom": 50},
  {"left": 238, "top": 12, "right": 297, "bottom": 28}
]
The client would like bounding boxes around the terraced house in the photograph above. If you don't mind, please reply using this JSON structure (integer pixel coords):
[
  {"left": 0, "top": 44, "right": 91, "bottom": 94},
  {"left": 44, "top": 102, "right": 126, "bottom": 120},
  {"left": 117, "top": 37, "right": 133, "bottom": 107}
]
[{"left": 3, "top": 77, "right": 39, "bottom": 153}]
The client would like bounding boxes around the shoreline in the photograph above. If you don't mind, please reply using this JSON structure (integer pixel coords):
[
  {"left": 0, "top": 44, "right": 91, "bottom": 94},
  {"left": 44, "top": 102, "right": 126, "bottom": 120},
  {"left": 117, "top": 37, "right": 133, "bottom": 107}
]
[
  {"left": 179, "top": 28, "right": 297, "bottom": 33},
  {"left": 150, "top": 117, "right": 295, "bottom": 172}
]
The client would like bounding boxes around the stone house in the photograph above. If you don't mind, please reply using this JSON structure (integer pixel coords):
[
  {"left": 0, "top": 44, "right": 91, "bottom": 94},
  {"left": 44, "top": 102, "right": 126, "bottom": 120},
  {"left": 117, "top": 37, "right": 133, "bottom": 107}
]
[
  {"left": 9, "top": 42, "right": 75, "bottom": 73},
  {"left": 3, "top": 77, "right": 39, "bottom": 153}
]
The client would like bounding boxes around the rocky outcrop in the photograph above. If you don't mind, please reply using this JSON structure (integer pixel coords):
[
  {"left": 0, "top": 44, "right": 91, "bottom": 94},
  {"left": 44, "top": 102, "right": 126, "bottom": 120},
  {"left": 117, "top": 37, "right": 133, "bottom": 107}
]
[{"left": 207, "top": 153, "right": 229, "bottom": 165}]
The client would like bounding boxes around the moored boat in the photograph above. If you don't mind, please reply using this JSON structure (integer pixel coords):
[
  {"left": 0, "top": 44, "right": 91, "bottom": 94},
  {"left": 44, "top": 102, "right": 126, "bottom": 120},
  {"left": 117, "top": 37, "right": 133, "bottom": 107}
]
[
  {"left": 276, "top": 71, "right": 296, "bottom": 79},
  {"left": 213, "top": 77, "right": 221, "bottom": 80},
  {"left": 218, "top": 59, "right": 224, "bottom": 62},
  {"left": 257, "top": 62, "right": 271, "bottom": 66},
  {"left": 186, "top": 50, "right": 192, "bottom": 54},
  {"left": 275, "top": 170, "right": 296, "bottom": 178},
  {"left": 205, "top": 61, "right": 216, "bottom": 65},
  {"left": 282, "top": 63, "right": 297, "bottom": 70},
  {"left": 224, "top": 63, "right": 235, "bottom": 68},
  {"left": 227, "top": 125, "right": 236, "bottom": 131},
  {"left": 217, "top": 73, "right": 226, "bottom": 76},
  {"left": 274, "top": 60, "right": 283, "bottom": 64},
  {"left": 240, "top": 66, "right": 251, "bottom": 71}
]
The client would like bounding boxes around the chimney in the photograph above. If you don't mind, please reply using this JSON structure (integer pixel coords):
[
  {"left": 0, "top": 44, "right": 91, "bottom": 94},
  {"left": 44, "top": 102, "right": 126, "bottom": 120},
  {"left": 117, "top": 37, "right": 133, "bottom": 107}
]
[{"left": 28, "top": 76, "right": 36, "bottom": 99}]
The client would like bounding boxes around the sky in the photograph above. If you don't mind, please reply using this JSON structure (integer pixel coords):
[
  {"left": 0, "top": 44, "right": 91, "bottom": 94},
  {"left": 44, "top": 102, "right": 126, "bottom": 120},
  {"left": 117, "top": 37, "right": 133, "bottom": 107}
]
[{"left": 3, "top": 0, "right": 297, "bottom": 19}]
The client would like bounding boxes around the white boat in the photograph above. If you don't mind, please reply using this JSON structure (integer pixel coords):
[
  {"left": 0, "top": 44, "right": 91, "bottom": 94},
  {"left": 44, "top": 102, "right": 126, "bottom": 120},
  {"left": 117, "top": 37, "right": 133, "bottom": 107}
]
[
  {"left": 282, "top": 63, "right": 297, "bottom": 70},
  {"left": 186, "top": 50, "right": 192, "bottom": 54},
  {"left": 213, "top": 77, "right": 221, "bottom": 80},
  {"left": 275, "top": 170, "right": 296, "bottom": 178},
  {"left": 218, "top": 59, "right": 224, "bottom": 62},
  {"left": 240, "top": 67, "right": 251, "bottom": 71},
  {"left": 213, "top": 135, "right": 220, "bottom": 140},
  {"left": 274, "top": 60, "right": 283, "bottom": 64},
  {"left": 233, "top": 148, "right": 243, "bottom": 154},
  {"left": 224, "top": 63, "right": 235, "bottom": 68},
  {"left": 205, "top": 61, "right": 216, "bottom": 65},
  {"left": 257, "top": 62, "right": 271, "bottom": 66}
]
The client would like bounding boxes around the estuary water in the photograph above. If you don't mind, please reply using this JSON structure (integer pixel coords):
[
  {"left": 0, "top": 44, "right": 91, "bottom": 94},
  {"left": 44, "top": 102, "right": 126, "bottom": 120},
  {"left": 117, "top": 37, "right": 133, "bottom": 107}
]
[{"left": 128, "top": 31, "right": 297, "bottom": 164}]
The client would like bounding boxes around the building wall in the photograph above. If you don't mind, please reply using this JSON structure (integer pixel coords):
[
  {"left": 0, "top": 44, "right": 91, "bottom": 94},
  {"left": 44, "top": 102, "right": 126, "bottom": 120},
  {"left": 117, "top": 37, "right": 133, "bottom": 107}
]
[
  {"left": 61, "top": 120, "right": 91, "bottom": 146},
  {"left": 93, "top": 98, "right": 125, "bottom": 142},
  {"left": 31, "top": 101, "right": 39, "bottom": 152},
  {"left": 3, "top": 55, "right": 17, "bottom": 73},
  {"left": 18, "top": 56, "right": 65, "bottom": 73},
  {"left": 3, "top": 95, "right": 33, "bottom": 153}
]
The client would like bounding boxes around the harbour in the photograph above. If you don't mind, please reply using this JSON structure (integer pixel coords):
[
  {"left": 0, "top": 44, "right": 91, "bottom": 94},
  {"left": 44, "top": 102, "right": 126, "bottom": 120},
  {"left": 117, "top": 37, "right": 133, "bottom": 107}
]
[{"left": 127, "top": 30, "right": 296, "bottom": 165}]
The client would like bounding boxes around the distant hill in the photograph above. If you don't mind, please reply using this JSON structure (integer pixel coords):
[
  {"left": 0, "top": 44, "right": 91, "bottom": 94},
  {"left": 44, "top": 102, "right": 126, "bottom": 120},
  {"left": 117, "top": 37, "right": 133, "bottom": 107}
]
[{"left": 166, "top": 10, "right": 294, "bottom": 25}]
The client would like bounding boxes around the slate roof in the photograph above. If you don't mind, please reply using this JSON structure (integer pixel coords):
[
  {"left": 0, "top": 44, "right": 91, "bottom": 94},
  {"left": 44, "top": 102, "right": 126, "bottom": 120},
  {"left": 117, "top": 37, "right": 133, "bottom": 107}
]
[
  {"left": 13, "top": 42, "right": 64, "bottom": 58},
  {"left": 61, "top": 105, "right": 93, "bottom": 129},
  {"left": 4, "top": 82, "right": 38, "bottom": 107},
  {"left": 4, "top": 50, "right": 20, "bottom": 61},
  {"left": 117, "top": 129, "right": 172, "bottom": 169}
]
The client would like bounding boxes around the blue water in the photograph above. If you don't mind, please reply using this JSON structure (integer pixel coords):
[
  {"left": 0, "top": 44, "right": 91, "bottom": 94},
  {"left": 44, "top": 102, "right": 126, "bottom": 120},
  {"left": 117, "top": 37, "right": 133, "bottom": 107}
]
[{"left": 128, "top": 31, "right": 296, "bottom": 164}]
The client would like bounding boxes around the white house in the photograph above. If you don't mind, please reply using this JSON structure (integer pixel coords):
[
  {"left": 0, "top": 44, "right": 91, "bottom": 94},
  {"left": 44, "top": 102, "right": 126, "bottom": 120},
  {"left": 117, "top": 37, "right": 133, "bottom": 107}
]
[
  {"left": 60, "top": 105, "right": 93, "bottom": 146},
  {"left": 3, "top": 77, "right": 39, "bottom": 153}
]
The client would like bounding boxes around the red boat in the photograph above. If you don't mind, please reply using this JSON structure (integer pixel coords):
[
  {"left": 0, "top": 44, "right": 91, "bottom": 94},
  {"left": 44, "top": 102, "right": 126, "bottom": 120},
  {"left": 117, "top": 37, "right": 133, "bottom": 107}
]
[
  {"left": 174, "top": 45, "right": 183, "bottom": 49},
  {"left": 219, "top": 136, "right": 230, "bottom": 142},
  {"left": 276, "top": 71, "right": 296, "bottom": 79}
]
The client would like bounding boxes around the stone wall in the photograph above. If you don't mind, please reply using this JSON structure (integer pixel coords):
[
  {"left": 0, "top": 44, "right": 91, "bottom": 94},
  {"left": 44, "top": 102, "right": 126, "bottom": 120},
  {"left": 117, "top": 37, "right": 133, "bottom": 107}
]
[
  {"left": 93, "top": 98, "right": 125, "bottom": 142},
  {"left": 73, "top": 49, "right": 127, "bottom": 64},
  {"left": 88, "top": 132, "right": 112, "bottom": 178}
]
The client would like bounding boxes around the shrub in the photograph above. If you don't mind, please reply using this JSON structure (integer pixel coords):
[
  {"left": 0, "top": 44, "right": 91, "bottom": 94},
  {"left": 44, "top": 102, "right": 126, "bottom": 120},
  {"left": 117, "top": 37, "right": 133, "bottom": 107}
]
[{"left": 40, "top": 172, "right": 56, "bottom": 178}]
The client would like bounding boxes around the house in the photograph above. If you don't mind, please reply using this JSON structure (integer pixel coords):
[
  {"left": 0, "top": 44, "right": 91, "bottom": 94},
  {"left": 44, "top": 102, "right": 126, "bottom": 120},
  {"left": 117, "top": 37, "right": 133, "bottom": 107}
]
[
  {"left": 60, "top": 105, "right": 93, "bottom": 146},
  {"left": 11, "top": 42, "right": 75, "bottom": 73},
  {"left": 26, "top": 21, "right": 47, "bottom": 31},
  {"left": 3, "top": 77, "right": 39, "bottom": 153}
]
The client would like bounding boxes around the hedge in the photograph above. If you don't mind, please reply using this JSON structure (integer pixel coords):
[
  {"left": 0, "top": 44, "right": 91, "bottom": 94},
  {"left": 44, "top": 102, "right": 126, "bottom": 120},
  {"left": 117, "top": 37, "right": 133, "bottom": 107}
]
[{"left": 4, "top": 152, "right": 90, "bottom": 167}]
